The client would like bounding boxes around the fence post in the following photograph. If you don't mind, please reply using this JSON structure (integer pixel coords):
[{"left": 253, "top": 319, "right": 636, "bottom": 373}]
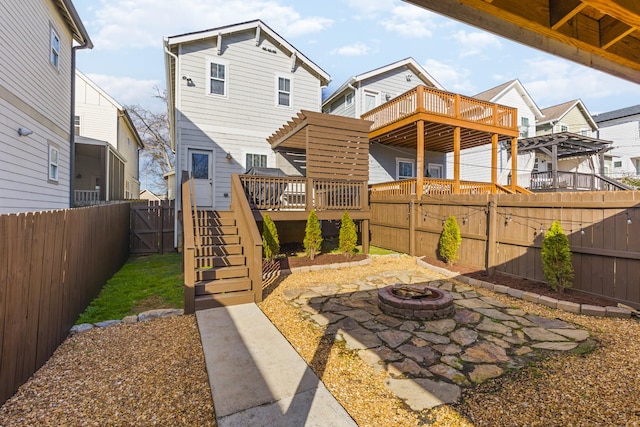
[
  {"left": 409, "top": 197, "right": 416, "bottom": 256},
  {"left": 486, "top": 196, "right": 498, "bottom": 276}
]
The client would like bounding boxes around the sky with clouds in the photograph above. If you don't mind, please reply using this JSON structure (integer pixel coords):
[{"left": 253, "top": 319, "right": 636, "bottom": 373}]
[{"left": 73, "top": 0, "right": 640, "bottom": 115}]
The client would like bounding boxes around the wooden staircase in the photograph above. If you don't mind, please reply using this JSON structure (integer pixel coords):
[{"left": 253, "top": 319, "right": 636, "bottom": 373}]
[
  {"left": 193, "top": 211, "right": 256, "bottom": 310},
  {"left": 181, "top": 173, "right": 263, "bottom": 314}
]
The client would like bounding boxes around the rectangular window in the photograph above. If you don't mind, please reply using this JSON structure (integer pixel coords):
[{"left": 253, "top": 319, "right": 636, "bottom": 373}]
[
  {"left": 50, "top": 27, "right": 60, "bottom": 68},
  {"left": 246, "top": 153, "right": 267, "bottom": 170},
  {"left": 614, "top": 160, "right": 623, "bottom": 168},
  {"left": 560, "top": 125, "right": 568, "bottom": 132},
  {"left": 277, "top": 76, "right": 291, "bottom": 107},
  {"left": 74, "top": 115, "right": 80, "bottom": 136},
  {"left": 520, "top": 117, "right": 529, "bottom": 137},
  {"left": 345, "top": 92, "right": 354, "bottom": 106},
  {"left": 208, "top": 61, "right": 226, "bottom": 96},
  {"left": 580, "top": 129, "right": 589, "bottom": 136},
  {"left": 396, "top": 158, "right": 415, "bottom": 180},
  {"left": 191, "top": 152, "right": 210, "bottom": 179},
  {"left": 48, "top": 144, "right": 59, "bottom": 182},
  {"left": 364, "top": 91, "right": 378, "bottom": 113}
]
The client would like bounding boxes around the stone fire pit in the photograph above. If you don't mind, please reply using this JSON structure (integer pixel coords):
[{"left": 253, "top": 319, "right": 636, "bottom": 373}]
[{"left": 378, "top": 282, "right": 455, "bottom": 320}]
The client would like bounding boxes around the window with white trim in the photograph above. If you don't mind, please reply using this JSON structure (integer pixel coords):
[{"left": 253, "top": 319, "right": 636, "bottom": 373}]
[
  {"left": 520, "top": 117, "right": 529, "bottom": 137},
  {"left": 396, "top": 158, "right": 415, "bottom": 180},
  {"left": 277, "top": 76, "right": 291, "bottom": 107},
  {"left": 48, "top": 144, "right": 59, "bottom": 182},
  {"left": 207, "top": 60, "right": 227, "bottom": 96},
  {"left": 246, "top": 153, "right": 267, "bottom": 170},
  {"left": 345, "top": 92, "right": 354, "bottom": 106},
  {"left": 580, "top": 128, "right": 589, "bottom": 136},
  {"left": 364, "top": 91, "right": 378, "bottom": 113},
  {"left": 560, "top": 124, "right": 568, "bottom": 132},
  {"left": 50, "top": 27, "right": 60, "bottom": 69},
  {"left": 74, "top": 115, "right": 80, "bottom": 136}
]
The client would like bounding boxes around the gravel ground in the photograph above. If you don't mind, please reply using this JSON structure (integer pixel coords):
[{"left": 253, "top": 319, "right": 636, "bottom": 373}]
[
  {"left": 260, "top": 255, "right": 640, "bottom": 426},
  {"left": 0, "top": 315, "right": 215, "bottom": 426},
  {"left": 2, "top": 255, "right": 639, "bottom": 426}
]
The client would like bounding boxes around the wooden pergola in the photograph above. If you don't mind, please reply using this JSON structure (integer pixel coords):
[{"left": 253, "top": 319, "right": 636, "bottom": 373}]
[{"left": 362, "top": 85, "right": 521, "bottom": 194}]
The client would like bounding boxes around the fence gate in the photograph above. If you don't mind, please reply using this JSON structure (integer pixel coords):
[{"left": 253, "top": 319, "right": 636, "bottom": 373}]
[{"left": 130, "top": 200, "right": 175, "bottom": 254}]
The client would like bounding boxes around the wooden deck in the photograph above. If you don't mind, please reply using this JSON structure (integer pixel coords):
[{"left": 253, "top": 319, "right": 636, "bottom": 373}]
[{"left": 369, "top": 178, "right": 522, "bottom": 197}]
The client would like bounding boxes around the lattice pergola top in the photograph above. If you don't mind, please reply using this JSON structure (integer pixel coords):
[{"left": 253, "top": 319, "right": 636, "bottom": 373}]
[
  {"left": 266, "top": 110, "right": 372, "bottom": 151},
  {"left": 511, "top": 132, "right": 613, "bottom": 159}
]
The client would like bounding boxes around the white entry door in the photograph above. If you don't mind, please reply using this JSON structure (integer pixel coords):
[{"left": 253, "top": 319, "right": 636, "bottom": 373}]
[{"left": 188, "top": 149, "right": 214, "bottom": 207}]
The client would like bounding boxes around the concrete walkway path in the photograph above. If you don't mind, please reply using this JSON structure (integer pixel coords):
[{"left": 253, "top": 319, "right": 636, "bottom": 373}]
[{"left": 196, "top": 303, "right": 357, "bottom": 427}]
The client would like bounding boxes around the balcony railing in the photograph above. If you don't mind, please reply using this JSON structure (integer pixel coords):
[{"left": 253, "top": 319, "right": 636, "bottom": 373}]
[
  {"left": 525, "top": 171, "right": 631, "bottom": 191},
  {"left": 369, "top": 178, "right": 512, "bottom": 197},
  {"left": 239, "top": 175, "right": 366, "bottom": 211},
  {"left": 361, "top": 85, "right": 518, "bottom": 133}
]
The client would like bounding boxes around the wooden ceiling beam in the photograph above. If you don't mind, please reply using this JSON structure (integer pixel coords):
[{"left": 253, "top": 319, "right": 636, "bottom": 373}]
[
  {"left": 549, "top": 0, "right": 587, "bottom": 30},
  {"left": 582, "top": 0, "right": 640, "bottom": 29},
  {"left": 600, "top": 15, "right": 636, "bottom": 49}
]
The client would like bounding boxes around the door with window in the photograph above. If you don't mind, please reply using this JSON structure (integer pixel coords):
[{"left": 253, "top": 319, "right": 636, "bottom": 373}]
[
  {"left": 427, "top": 163, "right": 443, "bottom": 178},
  {"left": 188, "top": 149, "right": 214, "bottom": 207}
]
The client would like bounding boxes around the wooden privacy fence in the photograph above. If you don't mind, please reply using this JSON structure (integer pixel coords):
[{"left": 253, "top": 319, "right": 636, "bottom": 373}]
[
  {"left": 130, "top": 200, "right": 175, "bottom": 254},
  {"left": 370, "top": 191, "right": 640, "bottom": 309},
  {"left": 0, "top": 203, "right": 130, "bottom": 405}
]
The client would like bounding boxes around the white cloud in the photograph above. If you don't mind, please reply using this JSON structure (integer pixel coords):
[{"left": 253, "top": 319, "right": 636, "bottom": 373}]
[
  {"left": 86, "top": 0, "right": 333, "bottom": 50},
  {"left": 331, "top": 42, "right": 373, "bottom": 56},
  {"left": 423, "top": 59, "right": 474, "bottom": 93},
  {"left": 381, "top": 4, "right": 436, "bottom": 38},
  {"left": 345, "top": 0, "right": 396, "bottom": 18},
  {"left": 521, "top": 57, "right": 640, "bottom": 109},
  {"left": 86, "top": 73, "right": 163, "bottom": 108},
  {"left": 451, "top": 30, "right": 502, "bottom": 57}
]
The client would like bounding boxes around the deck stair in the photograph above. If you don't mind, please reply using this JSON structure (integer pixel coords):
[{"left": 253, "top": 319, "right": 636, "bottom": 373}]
[{"left": 192, "top": 210, "right": 256, "bottom": 310}]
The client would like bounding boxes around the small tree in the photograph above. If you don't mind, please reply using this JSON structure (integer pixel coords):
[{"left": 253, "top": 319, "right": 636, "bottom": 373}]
[
  {"left": 439, "top": 215, "right": 462, "bottom": 265},
  {"left": 339, "top": 211, "right": 357, "bottom": 257},
  {"left": 541, "top": 220, "right": 574, "bottom": 292},
  {"left": 262, "top": 214, "right": 280, "bottom": 260},
  {"left": 304, "top": 209, "right": 322, "bottom": 260}
]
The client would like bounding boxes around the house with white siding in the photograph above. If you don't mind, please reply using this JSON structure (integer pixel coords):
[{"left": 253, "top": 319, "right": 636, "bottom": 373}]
[
  {"left": 466, "top": 79, "right": 544, "bottom": 184},
  {"left": 0, "top": 0, "right": 91, "bottom": 214},
  {"left": 74, "top": 70, "right": 143, "bottom": 205},
  {"left": 164, "top": 20, "right": 330, "bottom": 210},
  {"left": 593, "top": 105, "right": 640, "bottom": 179},
  {"left": 322, "top": 58, "right": 444, "bottom": 184}
]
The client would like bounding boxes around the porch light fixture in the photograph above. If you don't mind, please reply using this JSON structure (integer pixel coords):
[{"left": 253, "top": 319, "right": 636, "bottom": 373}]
[
  {"left": 17, "top": 127, "right": 33, "bottom": 137},
  {"left": 627, "top": 212, "right": 632, "bottom": 224},
  {"left": 539, "top": 224, "right": 544, "bottom": 234},
  {"left": 462, "top": 216, "right": 468, "bottom": 225},
  {"left": 225, "top": 152, "right": 232, "bottom": 160},
  {"left": 580, "top": 224, "right": 585, "bottom": 235}
]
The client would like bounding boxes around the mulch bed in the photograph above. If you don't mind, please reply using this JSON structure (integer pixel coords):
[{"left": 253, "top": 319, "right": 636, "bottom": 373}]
[{"left": 421, "top": 255, "right": 619, "bottom": 307}]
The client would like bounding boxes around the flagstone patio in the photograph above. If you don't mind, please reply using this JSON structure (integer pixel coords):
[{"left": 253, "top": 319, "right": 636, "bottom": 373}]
[{"left": 282, "top": 270, "right": 594, "bottom": 410}]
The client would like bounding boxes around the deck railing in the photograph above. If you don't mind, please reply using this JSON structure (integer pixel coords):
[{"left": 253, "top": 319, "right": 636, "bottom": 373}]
[
  {"left": 370, "top": 178, "right": 514, "bottom": 197},
  {"left": 361, "top": 85, "right": 518, "bottom": 132},
  {"left": 74, "top": 190, "right": 100, "bottom": 206},
  {"left": 526, "top": 171, "right": 631, "bottom": 191},
  {"left": 239, "top": 175, "right": 366, "bottom": 211}
]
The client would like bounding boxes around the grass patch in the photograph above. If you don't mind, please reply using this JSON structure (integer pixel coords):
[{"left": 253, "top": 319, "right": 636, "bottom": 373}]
[
  {"left": 76, "top": 253, "right": 183, "bottom": 324},
  {"left": 282, "top": 237, "right": 398, "bottom": 257}
]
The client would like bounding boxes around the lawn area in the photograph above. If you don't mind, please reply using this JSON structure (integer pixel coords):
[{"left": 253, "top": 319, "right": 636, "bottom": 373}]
[{"left": 75, "top": 252, "right": 183, "bottom": 324}]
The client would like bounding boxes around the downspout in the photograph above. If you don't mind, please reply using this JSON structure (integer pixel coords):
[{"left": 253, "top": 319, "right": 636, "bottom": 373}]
[
  {"left": 164, "top": 44, "right": 181, "bottom": 248},
  {"left": 348, "top": 82, "right": 358, "bottom": 117},
  {"left": 70, "top": 42, "right": 92, "bottom": 207}
]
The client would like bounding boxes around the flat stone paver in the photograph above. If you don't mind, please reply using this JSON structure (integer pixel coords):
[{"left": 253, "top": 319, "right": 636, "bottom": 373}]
[{"left": 287, "top": 270, "right": 593, "bottom": 410}]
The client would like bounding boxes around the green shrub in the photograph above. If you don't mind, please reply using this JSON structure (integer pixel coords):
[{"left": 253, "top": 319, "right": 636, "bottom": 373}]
[
  {"left": 261, "top": 214, "right": 280, "bottom": 260},
  {"left": 438, "top": 215, "right": 462, "bottom": 265},
  {"left": 541, "top": 220, "right": 574, "bottom": 292},
  {"left": 304, "top": 209, "right": 323, "bottom": 259},
  {"left": 339, "top": 211, "right": 357, "bottom": 257}
]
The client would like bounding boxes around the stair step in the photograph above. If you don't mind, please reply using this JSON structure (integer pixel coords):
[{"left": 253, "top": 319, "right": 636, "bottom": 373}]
[
  {"left": 195, "top": 277, "right": 252, "bottom": 295},
  {"left": 199, "top": 235, "right": 240, "bottom": 246},
  {"left": 196, "top": 210, "right": 235, "bottom": 220},
  {"left": 197, "top": 265, "right": 248, "bottom": 281},
  {"left": 195, "top": 217, "right": 236, "bottom": 227},
  {"left": 196, "top": 254, "right": 245, "bottom": 268},
  {"left": 195, "top": 291, "right": 257, "bottom": 310},
  {"left": 196, "top": 225, "right": 238, "bottom": 236},
  {"left": 195, "top": 244, "right": 243, "bottom": 256}
]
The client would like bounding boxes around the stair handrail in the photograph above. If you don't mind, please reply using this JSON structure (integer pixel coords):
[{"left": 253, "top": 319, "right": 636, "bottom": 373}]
[
  {"left": 231, "top": 173, "right": 263, "bottom": 303},
  {"left": 181, "top": 171, "right": 196, "bottom": 314},
  {"left": 596, "top": 174, "right": 634, "bottom": 191}
]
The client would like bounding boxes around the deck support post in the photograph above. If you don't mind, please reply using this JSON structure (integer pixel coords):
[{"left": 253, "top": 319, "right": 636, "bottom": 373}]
[
  {"left": 510, "top": 137, "right": 518, "bottom": 192},
  {"left": 361, "top": 219, "right": 370, "bottom": 255},
  {"left": 552, "top": 143, "right": 559, "bottom": 190},
  {"left": 453, "top": 126, "right": 461, "bottom": 194},
  {"left": 491, "top": 133, "right": 498, "bottom": 192},
  {"left": 416, "top": 120, "right": 425, "bottom": 195},
  {"left": 409, "top": 197, "right": 417, "bottom": 256}
]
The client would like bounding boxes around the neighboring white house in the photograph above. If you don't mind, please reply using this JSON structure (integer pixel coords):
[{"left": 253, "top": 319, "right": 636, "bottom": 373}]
[
  {"left": 164, "top": 20, "right": 330, "bottom": 210},
  {"left": 322, "top": 58, "right": 444, "bottom": 184},
  {"left": 0, "top": 0, "right": 92, "bottom": 214},
  {"left": 74, "top": 70, "right": 143, "bottom": 205},
  {"left": 593, "top": 105, "right": 640, "bottom": 178},
  {"left": 464, "top": 79, "right": 544, "bottom": 184}
]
